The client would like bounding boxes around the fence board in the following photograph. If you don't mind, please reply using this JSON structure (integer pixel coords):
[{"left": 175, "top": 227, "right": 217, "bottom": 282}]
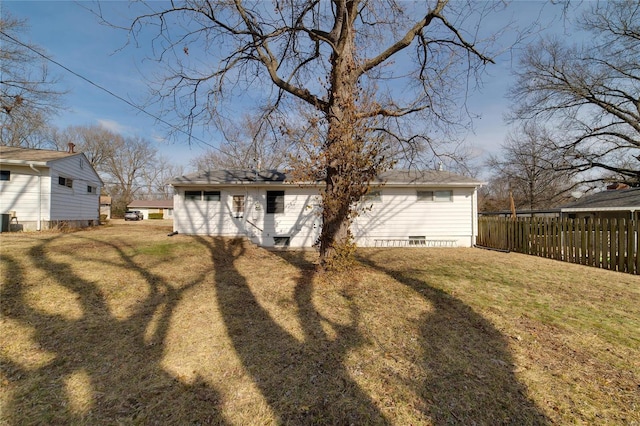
[
  {"left": 636, "top": 219, "right": 640, "bottom": 275},
  {"left": 626, "top": 220, "right": 636, "bottom": 274},
  {"left": 478, "top": 216, "right": 638, "bottom": 275}
]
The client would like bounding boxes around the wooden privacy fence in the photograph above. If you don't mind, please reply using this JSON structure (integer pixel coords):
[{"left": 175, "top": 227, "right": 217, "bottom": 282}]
[{"left": 477, "top": 217, "right": 639, "bottom": 275}]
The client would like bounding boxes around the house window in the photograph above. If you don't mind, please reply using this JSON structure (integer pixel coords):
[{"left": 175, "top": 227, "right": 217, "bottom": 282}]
[
  {"left": 184, "top": 190, "right": 220, "bottom": 201},
  {"left": 273, "top": 236, "right": 290, "bottom": 247},
  {"left": 204, "top": 191, "right": 221, "bottom": 201},
  {"left": 0, "top": 170, "right": 9, "bottom": 181},
  {"left": 233, "top": 195, "right": 245, "bottom": 218},
  {"left": 58, "top": 176, "right": 73, "bottom": 188},
  {"left": 434, "top": 190, "right": 453, "bottom": 202},
  {"left": 362, "top": 190, "right": 382, "bottom": 202},
  {"left": 417, "top": 190, "right": 452, "bottom": 202},
  {"left": 184, "top": 190, "right": 201, "bottom": 200},
  {"left": 417, "top": 190, "right": 433, "bottom": 201},
  {"left": 267, "top": 191, "right": 285, "bottom": 214},
  {"left": 87, "top": 185, "right": 96, "bottom": 194},
  {"left": 409, "top": 236, "right": 426, "bottom": 246}
]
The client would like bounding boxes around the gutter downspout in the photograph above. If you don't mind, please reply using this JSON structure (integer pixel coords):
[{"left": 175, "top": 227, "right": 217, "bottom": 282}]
[
  {"left": 471, "top": 187, "right": 477, "bottom": 247},
  {"left": 29, "top": 164, "right": 42, "bottom": 231}
]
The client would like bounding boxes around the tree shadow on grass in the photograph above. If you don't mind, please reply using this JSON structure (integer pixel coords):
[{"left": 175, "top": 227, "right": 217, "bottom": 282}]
[
  {"left": 196, "top": 236, "right": 390, "bottom": 424},
  {"left": 0, "top": 234, "right": 227, "bottom": 425},
  {"left": 357, "top": 251, "right": 550, "bottom": 425}
]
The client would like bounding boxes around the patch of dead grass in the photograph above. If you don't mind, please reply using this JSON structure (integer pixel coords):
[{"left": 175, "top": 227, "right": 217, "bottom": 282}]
[{"left": 1, "top": 225, "right": 638, "bottom": 424}]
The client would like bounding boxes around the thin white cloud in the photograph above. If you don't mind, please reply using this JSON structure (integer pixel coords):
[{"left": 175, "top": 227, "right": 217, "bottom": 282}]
[{"left": 97, "top": 119, "right": 132, "bottom": 135}]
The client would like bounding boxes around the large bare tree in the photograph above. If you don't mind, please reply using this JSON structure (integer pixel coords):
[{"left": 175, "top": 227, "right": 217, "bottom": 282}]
[
  {"left": 112, "top": 0, "right": 507, "bottom": 268},
  {"left": 0, "top": 13, "right": 64, "bottom": 147},
  {"left": 50, "top": 124, "right": 123, "bottom": 169},
  {"left": 102, "top": 135, "right": 158, "bottom": 215},
  {"left": 509, "top": 0, "right": 640, "bottom": 187}
]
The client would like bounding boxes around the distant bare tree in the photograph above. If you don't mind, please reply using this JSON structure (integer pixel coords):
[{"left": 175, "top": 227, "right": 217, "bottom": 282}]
[
  {"left": 191, "top": 113, "right": 292, "bottom": 171},
  {"left": 0, "top": 13, "right": 64, "bottom": 147},
  {"left": 485, "top": 123, "right": 576, "bottom": 210},
  {"left": 50, "top": 124, "right": 123, "bottom": 169},
  {"left": 102, "top": 136, "right": 158, "bottom": 215},
  {"left": 509, "top": 0, "right": 640, "bottom": 186},
  {"left": 140, "top": 155, "right": 184, "bottom": 199}
]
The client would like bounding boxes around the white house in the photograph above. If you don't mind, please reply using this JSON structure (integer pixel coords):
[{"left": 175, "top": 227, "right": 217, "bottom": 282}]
[
  {"left": 169, "top": 169, "right": 483, "bottom": 248},
  {"left": 0, "top": 146, "right": 103, "bottom": 231},
  {"left": 127, "top": 199, "right": 174, "bottom": 220}
]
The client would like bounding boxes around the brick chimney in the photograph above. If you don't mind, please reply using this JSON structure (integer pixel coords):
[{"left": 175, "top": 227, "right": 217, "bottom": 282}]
[{"left": 67, "top": 142, "right": 75, "bottom": 153}]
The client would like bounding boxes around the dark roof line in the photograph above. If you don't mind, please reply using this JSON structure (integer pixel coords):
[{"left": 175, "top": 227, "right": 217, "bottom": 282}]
[{"left": 169, "top": 169, "right": 483, "bottom": 186}]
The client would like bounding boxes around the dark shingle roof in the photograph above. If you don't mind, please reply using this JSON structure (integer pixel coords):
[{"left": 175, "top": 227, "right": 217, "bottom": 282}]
[
  {"left": 375, "top": 169, "right": 483, "bottom": 186},
  {"left": 170, "top": 169, "right": 482, "bottom": 187},
  {"left": 561, "top": 188, "right": 640, "bottom": 210},
  {"left": 170, "top": 169, "right": 287, "bottom": 185}
]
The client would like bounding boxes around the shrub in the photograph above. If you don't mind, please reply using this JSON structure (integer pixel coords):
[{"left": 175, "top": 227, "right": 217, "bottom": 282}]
[{"left": 148, "top": 213, "right": 164, "bottom": 220}]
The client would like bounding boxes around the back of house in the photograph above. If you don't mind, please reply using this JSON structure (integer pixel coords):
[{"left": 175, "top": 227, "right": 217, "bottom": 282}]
[{"left": 169, "top": 169, "right": 483, "bottom": 248}]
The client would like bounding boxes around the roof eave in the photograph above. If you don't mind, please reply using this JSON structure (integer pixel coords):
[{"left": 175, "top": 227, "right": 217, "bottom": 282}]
[
  {"left": 561, "top": 207, "right": 640, "bottom": 212},
  {"left": 0, "top": 159, "right": 50, "bottom": 166}
]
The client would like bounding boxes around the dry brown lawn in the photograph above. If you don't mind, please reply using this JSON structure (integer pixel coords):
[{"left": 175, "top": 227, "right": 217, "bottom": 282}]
[{"left": 1, "top": 221, "right": 639, "bottom": 425}]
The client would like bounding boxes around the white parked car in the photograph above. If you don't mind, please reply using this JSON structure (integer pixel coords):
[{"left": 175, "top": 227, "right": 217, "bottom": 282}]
[{"left": 124, "top": 210, "right": 143, "bottom": 221}]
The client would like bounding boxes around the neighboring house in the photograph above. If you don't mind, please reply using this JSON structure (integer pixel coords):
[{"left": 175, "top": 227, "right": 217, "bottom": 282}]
[
  {"left": 481, "top": 185, "right": 640, "bottom": 221},
  {"left": 100, "top": 196, "right": 112, "bottom": 219},
  {"left": 0, "top": 145, "right": 103, "bottom": 231},
  {"left": 560, "top": 185, "right": 640, "bottom": 221},
  {"left": 169, "top": 169, "right": 483, "bottom": 248},
  {"left": 126, "top": 199, "right": 174, "bottom": 220}
]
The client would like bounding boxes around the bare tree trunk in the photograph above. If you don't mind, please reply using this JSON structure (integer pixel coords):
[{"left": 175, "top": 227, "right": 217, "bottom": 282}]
[{"left": 318, "top": 13, "right": 359, "bottom": 270}]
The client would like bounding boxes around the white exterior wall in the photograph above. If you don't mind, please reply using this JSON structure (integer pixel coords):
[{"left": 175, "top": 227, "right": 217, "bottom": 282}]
[
  {"left": 173, "top": 186, "right": 321, "bottom": 247},
  {"left": 0, "top": 155, "right": 101, "bottom": 231},
  {"left": 0, "top": 164, "right": 51, "bottom": 227},
  {"left": 48, "top": 156, "right": 101, "bottom": 222},
  {"left": 172, "top": 184, "right": 479, "bottom": 248},
  {"left": 352, "top": 186, "right": 478, "bottom": 247}
]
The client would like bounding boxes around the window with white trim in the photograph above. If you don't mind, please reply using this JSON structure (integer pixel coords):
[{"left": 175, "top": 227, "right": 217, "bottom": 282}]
[
  {"left": 204, "top": 191, "right": 221, "bottom": 201},
  {"left": 409, "top": 236, "right": 426, "bottom": 245},
  {"left": 184, "top": 190, "right": 201, "bottom": 200},
  {"left": 233, "top": 195, "right": 245, "bottom": 218},
  {"left": 434, "top": 190, "right": 453, "bottom": 202},
  {"left": 362, "top": 190, "right": 381, "bottom": 202},
  {"left": 184, "top": 190, "right": 221, "bottom": 201},
  {"left": 267, "top": 191, "right": 284, "bottom": 214},
  {"left": 417, "top": 190, "right": 433, "bottom": 201},
  {"left": 58, "top": 176, "right": 73, "bottom": 188},
  {"left": 417, "top": 190, "right": 452, "bottom": 202}
]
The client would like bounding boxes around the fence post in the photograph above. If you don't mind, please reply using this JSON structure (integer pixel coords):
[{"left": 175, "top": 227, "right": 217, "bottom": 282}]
[
  {"left": 617, "top": 218, "right": 627, "bottom": 272},
  {"left": 626, "top": 218, "right": 634, "bottom": 274},
  {"left": 633, "top": 219, "right": 640, "bottom": 275}
]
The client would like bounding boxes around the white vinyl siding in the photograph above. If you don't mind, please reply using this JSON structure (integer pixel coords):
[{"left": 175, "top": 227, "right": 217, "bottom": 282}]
[
  {"left": 49, "top": 156, "right": 101, "bottom": 221},
  {"left": 352, "top": 187, "right": 477, "bottom": 247},
  {"left": 0, "top": 154, "right": 101, "bottom": 230},
  {"left": 172, "top": 183, "right": 478, "bottom": 248},
  {"left": 0, "top": 165, "right": 51, "bottom": 222},
  {"left": 173, "top": 186, "right": 322, "bottom": 247}
]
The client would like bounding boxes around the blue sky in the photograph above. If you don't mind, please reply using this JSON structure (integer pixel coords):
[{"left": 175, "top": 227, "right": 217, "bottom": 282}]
[{"left": 3, "top": 1, "right": 579, "bottom": 173}]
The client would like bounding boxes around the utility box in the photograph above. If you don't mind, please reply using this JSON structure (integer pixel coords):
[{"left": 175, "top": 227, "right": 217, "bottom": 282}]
[{"left": 0, "top": 214, "right": 9, "bottom": 233}]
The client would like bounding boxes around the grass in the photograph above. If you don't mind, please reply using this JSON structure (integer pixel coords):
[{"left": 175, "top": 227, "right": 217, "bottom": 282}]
[{"left": 1, "top": 221, "right": 639, "bottom": 425}]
